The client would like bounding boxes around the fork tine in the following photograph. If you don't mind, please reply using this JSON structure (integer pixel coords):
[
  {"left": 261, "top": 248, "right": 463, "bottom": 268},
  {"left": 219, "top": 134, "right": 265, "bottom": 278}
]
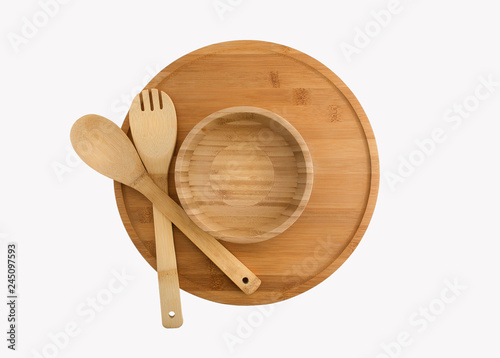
[
  {"left": 131, "top": 91, "right": 143, "bottom": 113},
  {"left": 141, "top": 90, "right": 151, "bottom": 111},
  {"left": 151, "top": 89, "right": 161, "bottom": 110},
  {"left": 160, "top": 91, "right": 173, "bottom": 110}
]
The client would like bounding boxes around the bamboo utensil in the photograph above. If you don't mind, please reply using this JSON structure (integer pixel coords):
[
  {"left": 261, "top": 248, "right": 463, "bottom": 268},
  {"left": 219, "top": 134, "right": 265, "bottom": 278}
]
[
  {"left": 70, "top": 114, "right": 261, "bottom": 295},
  {"left": 129, "top": 89, "right": 182, "bottom": 328}
]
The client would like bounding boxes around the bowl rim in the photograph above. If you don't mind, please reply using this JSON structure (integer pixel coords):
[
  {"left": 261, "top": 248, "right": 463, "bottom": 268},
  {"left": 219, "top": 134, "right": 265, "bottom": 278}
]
[{"left": 174, "top": 106, "right": 314, "bottom": 244}]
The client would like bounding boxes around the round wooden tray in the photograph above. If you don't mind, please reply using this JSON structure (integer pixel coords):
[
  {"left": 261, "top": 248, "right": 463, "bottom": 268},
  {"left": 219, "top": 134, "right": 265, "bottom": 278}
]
[{"left": 114, "top": 40, "right": 379, "bottom": 305}]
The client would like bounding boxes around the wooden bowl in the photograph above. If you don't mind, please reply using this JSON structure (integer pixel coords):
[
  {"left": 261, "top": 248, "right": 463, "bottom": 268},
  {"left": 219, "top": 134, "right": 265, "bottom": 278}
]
[{"left": 174, "top": 106, "right": 313, "bottom": 244}]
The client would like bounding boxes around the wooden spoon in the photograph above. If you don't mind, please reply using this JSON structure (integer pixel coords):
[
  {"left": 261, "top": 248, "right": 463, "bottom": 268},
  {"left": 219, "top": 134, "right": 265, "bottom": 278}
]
[
  {"left": 70, "top": 114, "right": 261, "bottom": 295},
  {"left": 129, "top": 89, "right": 182, "bottom": 328}
]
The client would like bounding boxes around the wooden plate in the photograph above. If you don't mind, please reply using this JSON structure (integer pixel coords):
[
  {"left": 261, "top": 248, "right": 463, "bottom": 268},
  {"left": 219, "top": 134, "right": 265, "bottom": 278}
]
[
  {"left": 175, "top": 106, "right": 313, "bottom": 244},
  {"left": 114, "top": 40, "right": 379, "bottom": 305}
]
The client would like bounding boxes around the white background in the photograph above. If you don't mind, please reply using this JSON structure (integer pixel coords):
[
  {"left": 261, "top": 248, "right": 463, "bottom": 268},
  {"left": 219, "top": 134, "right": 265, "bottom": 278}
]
[{"left": 1, "top": 0, "right": 499, "bottom": 357}]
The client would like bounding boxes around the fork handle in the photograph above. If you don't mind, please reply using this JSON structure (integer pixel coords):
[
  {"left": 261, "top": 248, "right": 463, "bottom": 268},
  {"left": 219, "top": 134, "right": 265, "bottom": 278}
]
[{"left": 153, "top": 204, "right": 183, "bottom": 328}]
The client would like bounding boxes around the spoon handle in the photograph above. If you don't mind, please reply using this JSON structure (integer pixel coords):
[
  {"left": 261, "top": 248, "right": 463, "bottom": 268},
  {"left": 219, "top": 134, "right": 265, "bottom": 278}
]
[{"left": 137, "top": 175, "right": 261, "bottom": 295}]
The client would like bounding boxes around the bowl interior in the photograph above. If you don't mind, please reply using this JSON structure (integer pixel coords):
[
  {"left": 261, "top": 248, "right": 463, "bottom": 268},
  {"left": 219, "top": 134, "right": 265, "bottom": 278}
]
[{"left": 175, "top": 107, "right": 313, "bottom": 244}]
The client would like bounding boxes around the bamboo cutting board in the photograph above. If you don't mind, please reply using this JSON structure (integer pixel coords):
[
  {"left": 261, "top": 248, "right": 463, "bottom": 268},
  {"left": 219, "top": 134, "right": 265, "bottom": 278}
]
[{"left": 114, "top": 40, "right": 379, "bottom": 305}]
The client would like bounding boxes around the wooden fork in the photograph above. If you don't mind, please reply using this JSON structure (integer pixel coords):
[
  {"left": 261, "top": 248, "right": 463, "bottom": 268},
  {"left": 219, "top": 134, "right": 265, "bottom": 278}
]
[{"left": 129, "top": 89, "right": 182, "bottom": 328}]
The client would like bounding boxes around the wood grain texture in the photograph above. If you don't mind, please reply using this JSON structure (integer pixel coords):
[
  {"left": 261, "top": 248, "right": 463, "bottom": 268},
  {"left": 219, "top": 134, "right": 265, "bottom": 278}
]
[
  {"left": 70, "top": 114, "right": 261, "bottom": 295},
  {"left": 129, "top": 90, "right": 183, "bottom": 328},
  {"left": 137, "top": 178, "right": 261, "bottom": 295},
  {"left": 175, "top": 106, "right": 313, "bottom": 244},
  {"left": 114, "top": 40, "right": 379, "bottom": 305}
]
